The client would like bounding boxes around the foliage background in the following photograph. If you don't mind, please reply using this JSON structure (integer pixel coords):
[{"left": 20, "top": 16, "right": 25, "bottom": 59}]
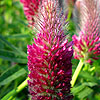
[{"left": 0, "top": 0, "right": 100, "bottom": 100}]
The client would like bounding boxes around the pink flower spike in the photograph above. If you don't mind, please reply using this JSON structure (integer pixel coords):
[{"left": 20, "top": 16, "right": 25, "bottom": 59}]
[
  {"left": 24, "top": 0, "right": 73, "bottom": 99},
  {"left": 20, "top": 0, "right": 41, "bottom": 26},
  {"left": 72, "top": 0, "right": 100, "bottom": 63}
]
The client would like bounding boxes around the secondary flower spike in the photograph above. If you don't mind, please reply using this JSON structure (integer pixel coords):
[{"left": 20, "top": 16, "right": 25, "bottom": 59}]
[
  {"left": 26, "top": 0, "right": 73, "bottom": 99},
  {"left": 72, "top": 0, "right": 100, "bottom": 63},
  {"left": 20, "top": 0, "right": 41, "bottom": 26}
]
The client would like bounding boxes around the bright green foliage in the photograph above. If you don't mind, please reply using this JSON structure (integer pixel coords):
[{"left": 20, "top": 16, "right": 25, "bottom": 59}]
[
  {"left": 72, "top": 59, "right": 100, "bottom": 100},
  {"left": 0, "top": 0, "right": 32, "bottom": 99},
  {"left": 0, "top": 0, "right": 100, "bottom": 100}
]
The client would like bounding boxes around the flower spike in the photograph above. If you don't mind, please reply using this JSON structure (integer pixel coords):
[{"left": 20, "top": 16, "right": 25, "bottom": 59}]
[
  {"left": 20, "top": 0, "right": 41, "bottom": 26},
  {"left": 72, "top": 0, "right": 100, "bottom": 63},
  {"left": 26, "top": 0, "right": 73, "bottom": 99}
]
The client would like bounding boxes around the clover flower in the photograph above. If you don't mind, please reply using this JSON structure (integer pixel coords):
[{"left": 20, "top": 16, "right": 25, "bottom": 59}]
[
  {"left": 72, "top": 0, "right": 100, "bottom": 63},
  {"left": 20, "top": 0, "right": 41, "bottom": 26},
  {"left": 26, "top": 0, "right": 73, "bottom": 99}
]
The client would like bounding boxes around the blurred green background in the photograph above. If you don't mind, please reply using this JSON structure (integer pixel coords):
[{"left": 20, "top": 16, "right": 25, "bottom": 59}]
[
  {"left": 0, "top": 0, "right": 32, "bottom": 99},
  {"left": 0, "top": 0, "right": 100, "bottom": 100}
]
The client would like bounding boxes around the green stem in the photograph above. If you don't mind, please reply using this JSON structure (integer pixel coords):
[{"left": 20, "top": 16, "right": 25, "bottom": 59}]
[
  {"left": 71, "top": 59, "right": 84, "bottom": 87},
  {"left": 1, "top": 77, "right": 29, "bottom": 100},
  {"left": 66, "top": 7, "right": 73, "bottom": 22}
]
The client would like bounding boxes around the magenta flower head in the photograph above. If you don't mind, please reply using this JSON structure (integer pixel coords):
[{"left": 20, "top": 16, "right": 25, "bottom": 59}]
[
  {"left": 24, "top": 0, "right": 73, "bottom": 99},
  {"left": 20, "top": 0, "right": 41, "bottom": 26},
  {"left": 72, "top": 0, "right": 100, "bottom": 63}
]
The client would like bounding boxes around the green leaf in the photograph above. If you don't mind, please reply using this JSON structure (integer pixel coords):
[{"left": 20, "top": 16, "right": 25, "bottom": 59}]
[
  {"left": 5, "top": 34, "right": 30, "bottom": 39},
  {"left": 71, "top": 82, "right": 97, "bottom": 94},
  {"left": 71, "top": 84, "right": 85, "bottom": 94},
  {"left": 0, "top": 40, "right": 4, "bottom": 49},
  {"left": 0, "top": 49, "right": 27, "bottom": 63},
  {"left": 0, "top": 82, "right": 12, "bottom": 98},
  {"left": 0, "top": 34, "right": 27, "bottom": 57},
  {"left": 78, "top": 87, "right": 93, "bottom": 99},
  {"left": 95, "top": 66, "right": 100, "bottom": 73},
  {"left": 5, "top": 0, "right": 12, "bottom": 6},
  {"left": 0, "top": 66, "right": 27, "bottom": 86},
  {"left": 17, "top": 18, "right": 28, "bottom": 26},
  {"left": 0, "top": 65, "right": 27, "bottom": 82},
  {"left": 1, "top": 90, "right": 16, "bottom": 100},
  {"left": 0, "top": 49, "right": 22, "bottom": 57},
  {"left": 83, "top": 82, "right": 97, "bottom": 87},
  {"left": 80, "top": 71, "right": 98, "bottom": 82},
  {"left": 0, "top": 56, "right": 27, "bottom": 63}
]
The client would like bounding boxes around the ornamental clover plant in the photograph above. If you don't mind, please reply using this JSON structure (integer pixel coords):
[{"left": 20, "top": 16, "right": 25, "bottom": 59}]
[
  {"left": 21, "top": 0, "right": 73, "bottom": 99},
  {"left": 1, "top": 0, "right": 100, "bottom": 100}
]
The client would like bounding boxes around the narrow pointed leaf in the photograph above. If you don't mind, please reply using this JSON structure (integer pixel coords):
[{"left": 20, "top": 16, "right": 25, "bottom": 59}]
[
  {"left": 0, "top": 34, "right": 27, "bottom": 57},
  {"left": 0, "top": 67, "right": 27, "bottom": 86}
]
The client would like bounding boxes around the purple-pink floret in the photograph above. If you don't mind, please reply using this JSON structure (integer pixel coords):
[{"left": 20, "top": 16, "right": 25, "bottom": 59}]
[{"left": 27, "top": 0, "right": 73, "bottom": 99}]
